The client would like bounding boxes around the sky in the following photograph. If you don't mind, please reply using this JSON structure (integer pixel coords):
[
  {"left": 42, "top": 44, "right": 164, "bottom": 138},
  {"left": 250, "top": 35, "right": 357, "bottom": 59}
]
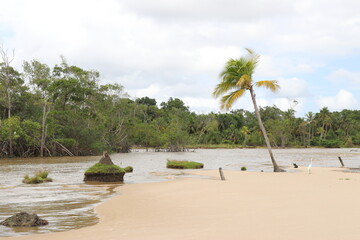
[{"left": 1, "top": 0, "right": 360, "bottom": 117}]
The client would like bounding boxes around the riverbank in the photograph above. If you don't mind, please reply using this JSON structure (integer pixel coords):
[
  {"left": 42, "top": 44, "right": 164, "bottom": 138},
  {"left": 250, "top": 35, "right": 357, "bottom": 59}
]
[{"left": 3, "top": 167, "right": 360, "bottom": 240}]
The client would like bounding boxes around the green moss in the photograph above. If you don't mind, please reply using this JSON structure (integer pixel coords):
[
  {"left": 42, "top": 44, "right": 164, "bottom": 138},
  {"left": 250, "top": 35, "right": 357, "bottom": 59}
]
[
  {"left": 85, "top": 163, "right": 125, "bottom": 174},
  {"left": 36, "top": 170, "right": 49, "bottom": 179},
  {"left": 23, "top": 171, "right": 52, "bottom": 184},
  {"left": 167, "top": 160, "right": 204, "bottom": 169},
  {"left": 124, "top": 166, "right": 133, "bottom": 173}
]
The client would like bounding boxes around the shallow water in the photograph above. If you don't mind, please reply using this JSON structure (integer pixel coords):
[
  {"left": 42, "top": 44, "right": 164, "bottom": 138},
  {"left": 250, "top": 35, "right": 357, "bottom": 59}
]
[{"left": 0, "top": 148, "right": 359, "bottom": 237}]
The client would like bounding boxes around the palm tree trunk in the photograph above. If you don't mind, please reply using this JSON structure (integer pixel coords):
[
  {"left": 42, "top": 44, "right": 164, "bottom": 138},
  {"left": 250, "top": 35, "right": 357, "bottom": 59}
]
[{"left": 249, "top": 88, "right": 283, "bottom": 172}]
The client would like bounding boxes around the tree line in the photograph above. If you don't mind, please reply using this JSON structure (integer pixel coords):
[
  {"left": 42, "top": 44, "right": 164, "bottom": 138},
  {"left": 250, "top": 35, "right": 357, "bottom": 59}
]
[{"left": 1, "top": 55, "right": 359, "bottom": 158}]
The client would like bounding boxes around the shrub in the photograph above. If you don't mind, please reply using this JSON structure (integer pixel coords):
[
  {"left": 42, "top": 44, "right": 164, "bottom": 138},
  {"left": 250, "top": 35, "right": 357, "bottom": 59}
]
[
  {"left": 321, "top": 139, "right": 342, "bottom": 148},
  {"left": 166, "top": 160, "right": 204, "bottom": 169},
  {"left": 23, "top": 170, "right": 52, "bottom": 184},
  {"left": 241, "top": 166, "right": 247, "bottom": 171},
  {"left": 124, "top": 166, "right": 133, "bottom": 173},
  {"left": 36, "top": 170, "right": 49, "bottom": 179}
]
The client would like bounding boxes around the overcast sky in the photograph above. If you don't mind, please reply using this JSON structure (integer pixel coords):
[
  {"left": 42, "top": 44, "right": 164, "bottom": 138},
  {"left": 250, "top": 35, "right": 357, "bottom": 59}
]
[{"left": 1, "top": 0, "right": 360, "bottom": 117}]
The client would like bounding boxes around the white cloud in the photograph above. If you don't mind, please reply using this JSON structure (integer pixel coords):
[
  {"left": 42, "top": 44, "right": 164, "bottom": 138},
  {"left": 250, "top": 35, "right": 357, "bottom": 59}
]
[
  {"left": 316, "top": 90, "right": 358, "bottom": 111},
  {"left": 182, "top": 97, "right": 218, "bottom": 113},
  {"left": 328, "top": 68, "right": 360, "bottom": 85},
  {"left": 121, "top": 0, "right": 294, "bottom": 22},
  {"left": 272, "top": 98, "right": 300, "bottom": 111},
  {"left": 277, "top": 78, "right": 310, "bottom": 98},
  {"left": 131, "top": 84, "right": 161, "bottom": 99},
  {"left": 256, "top": 55, "right": 281, "bottom": 77},
  {"left": 1, "top": 0, "right": 360, "bottom": 116},
  {"left": 291, "top": 63, "right": 317, "bottom": 74}
]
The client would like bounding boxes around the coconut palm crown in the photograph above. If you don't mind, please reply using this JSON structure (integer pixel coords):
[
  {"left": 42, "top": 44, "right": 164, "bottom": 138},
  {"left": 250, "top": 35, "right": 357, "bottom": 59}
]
[
  {"left": 214, "top": 48, "right": 279, "bottom": 109},
  {"left": 213, "top": 48, "right": 284, "bottom": 172}
]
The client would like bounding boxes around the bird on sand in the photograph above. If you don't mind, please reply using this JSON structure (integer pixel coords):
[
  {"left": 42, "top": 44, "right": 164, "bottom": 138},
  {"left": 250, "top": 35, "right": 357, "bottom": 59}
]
[
  {"left": 293, "top": 163, "right": 298, "bottom": 168},
  {"left": 308, "top": 158, "right": 313, "bottom": 174}
]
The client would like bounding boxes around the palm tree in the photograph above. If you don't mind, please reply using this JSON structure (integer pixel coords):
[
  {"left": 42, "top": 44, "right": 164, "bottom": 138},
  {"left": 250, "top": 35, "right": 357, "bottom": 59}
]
[
  {"left": 305, "top": 111, "right": 315, "bottom": 145},
  {"left": 213, "top": 48, "right": 284, "bottom": 172}
]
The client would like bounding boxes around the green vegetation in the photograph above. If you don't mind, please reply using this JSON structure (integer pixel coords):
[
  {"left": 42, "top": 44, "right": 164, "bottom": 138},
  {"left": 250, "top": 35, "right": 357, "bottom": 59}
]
[
  {"left": 241, "top": 166, "right": 247, "bottom": 171},
  {"left": 23, "top": 170, "right": 52, "bottom": 184},
  {"left": 85, "top": 163, "right": 125, "bottom": 174},
  {"left": 1, "top": 47, "right": 360, "bottom": 158},
  {"left": 124, "top": 166, "right": 133, "bottom": 173},
  {"left": 167, "top": 160, "right": 204, "bottom": 169}
]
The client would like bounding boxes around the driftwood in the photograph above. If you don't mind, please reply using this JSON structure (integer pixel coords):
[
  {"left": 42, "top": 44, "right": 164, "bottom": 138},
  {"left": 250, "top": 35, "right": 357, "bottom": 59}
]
[
  {"left": 219, "top": 168, "right": 225, "bottom": 181},
  {"left": 54, "top": 141, "right": 74, "bottom": 156},
  {"left": 338, "top": 156, "right": 345, "bottom": 168}
]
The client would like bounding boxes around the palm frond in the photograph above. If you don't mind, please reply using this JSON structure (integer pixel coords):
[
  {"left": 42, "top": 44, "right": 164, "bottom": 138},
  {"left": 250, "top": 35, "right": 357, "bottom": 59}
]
[
  {"left": 244, "top": 48, "right": 260, "bottom": 73},
  {"left": 254, "top": 80, "right": 280, "bottom": 92},
  {"left": 236, "top": 74, "right": 251, "bottom": 89},
  {"left": 219, "top": 89, "right": 246, "bottom": 110},
  {"left": 213, "top": 81, "right": 237, "bottom": 97}
]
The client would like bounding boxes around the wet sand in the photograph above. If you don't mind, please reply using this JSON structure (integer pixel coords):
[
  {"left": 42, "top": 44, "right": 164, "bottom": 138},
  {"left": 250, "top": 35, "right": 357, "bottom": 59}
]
[{"left": 3, "top": 167, "right": 360, "bottom": 240}]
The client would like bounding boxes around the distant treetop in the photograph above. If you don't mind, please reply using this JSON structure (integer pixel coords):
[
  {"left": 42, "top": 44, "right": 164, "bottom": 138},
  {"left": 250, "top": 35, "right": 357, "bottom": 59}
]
[{"left": 135, "top": 96, "right": 157, "bottom": 106}]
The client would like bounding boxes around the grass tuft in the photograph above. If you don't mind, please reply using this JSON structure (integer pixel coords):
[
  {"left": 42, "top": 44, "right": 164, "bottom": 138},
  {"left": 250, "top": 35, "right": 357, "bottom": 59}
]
[
  {"left": 124, "top": 166, "right": 133, "bottom": 173},
  {"left": 166, "top": 160, "right": 204, "bottom": 169},
  {"left": 23, "top": 170, "right": 52, "bottom": 184},
  {"left": 85, "top": 163, "right": 125, "bottom": 174}
]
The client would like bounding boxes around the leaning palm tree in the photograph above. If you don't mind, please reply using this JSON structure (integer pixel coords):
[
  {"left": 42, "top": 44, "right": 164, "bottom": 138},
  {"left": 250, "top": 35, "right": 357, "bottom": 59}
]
[{"left": 213, "top": 48, "right": 284, "bottom": 172}]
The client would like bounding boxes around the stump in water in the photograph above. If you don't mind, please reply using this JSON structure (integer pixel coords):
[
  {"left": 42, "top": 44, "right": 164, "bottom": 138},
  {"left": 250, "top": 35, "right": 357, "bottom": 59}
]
[
  {"left": 219, "top": 168, "right": 225, "bottom": 181},
  {"left": 338, "top": 156, "right": 345, "bottom": 168},
  {"left": 99, "top": 151, "right": 114, "bottom": 165},
  {"left": 84, "top": 152, "right": 125, "bottom": 182}
]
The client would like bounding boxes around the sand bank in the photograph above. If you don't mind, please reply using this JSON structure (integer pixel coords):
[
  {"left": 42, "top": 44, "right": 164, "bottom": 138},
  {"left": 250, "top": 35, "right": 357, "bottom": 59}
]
[{"left": 3, "top": 167, "right": 360, "bottom": 240}]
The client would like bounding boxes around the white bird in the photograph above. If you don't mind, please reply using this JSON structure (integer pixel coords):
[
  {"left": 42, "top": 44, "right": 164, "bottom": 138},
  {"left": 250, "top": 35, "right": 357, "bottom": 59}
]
[{"left": 308, "top": 158, "right": 313, "bottom": 174}]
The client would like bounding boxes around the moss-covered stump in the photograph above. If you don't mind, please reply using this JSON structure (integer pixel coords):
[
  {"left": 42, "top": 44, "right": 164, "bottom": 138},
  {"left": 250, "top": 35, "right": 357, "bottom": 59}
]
[
  {"left": 167, "top": 160, "right": 204, "bottom": 169},
  {"left": 98, "top": 152, "right": 114, "bottom": 165},
  {"left": 84, "top": 163, "right": 125, "bottom": 182}
]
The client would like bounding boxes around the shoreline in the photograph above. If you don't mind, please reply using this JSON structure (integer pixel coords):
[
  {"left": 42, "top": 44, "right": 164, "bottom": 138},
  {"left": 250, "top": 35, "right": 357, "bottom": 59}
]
[
  {"left": 3, "top": 167, "right": 360, "bottom": 240},
  {"left": 1, "top": 146, "right": 359, "bottom": 160}
]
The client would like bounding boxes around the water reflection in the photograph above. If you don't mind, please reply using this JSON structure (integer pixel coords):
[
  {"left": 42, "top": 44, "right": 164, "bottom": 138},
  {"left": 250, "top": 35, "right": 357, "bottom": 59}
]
[{"left": 0, "top": 148, "right": 359, "bottom": 237}]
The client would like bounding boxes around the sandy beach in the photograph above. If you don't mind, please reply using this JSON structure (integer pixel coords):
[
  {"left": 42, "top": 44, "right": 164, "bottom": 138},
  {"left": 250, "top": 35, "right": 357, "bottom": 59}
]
[{"left": 3, "top": 167, "right": 360, "bottom": 240}]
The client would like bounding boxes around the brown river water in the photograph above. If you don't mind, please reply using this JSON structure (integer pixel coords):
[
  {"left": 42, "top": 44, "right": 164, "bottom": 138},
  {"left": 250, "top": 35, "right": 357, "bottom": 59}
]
[{"left": 0, "top": 148, "right": 359, "bottom": 237}]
